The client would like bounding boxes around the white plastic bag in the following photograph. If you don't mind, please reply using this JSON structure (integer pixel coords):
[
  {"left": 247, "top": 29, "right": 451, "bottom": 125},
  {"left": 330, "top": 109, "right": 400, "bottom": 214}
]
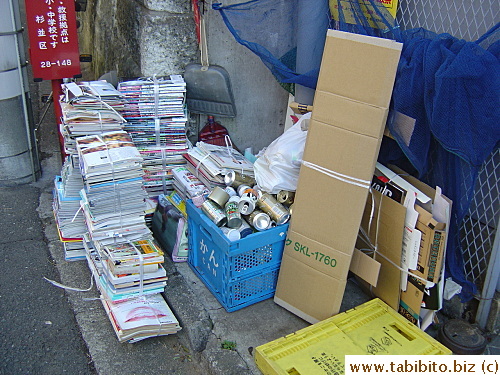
[{"left": 254, "top": 112, "right": 310, "bottom": 194}]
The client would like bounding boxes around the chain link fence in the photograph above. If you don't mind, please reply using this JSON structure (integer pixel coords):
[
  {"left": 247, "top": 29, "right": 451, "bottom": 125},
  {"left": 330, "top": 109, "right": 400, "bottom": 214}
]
[
  {"left": 396, "top": 0, "right": 499, "bottom": 42},
  {"left": 395, "top": 0, "right": 499, "bottom": 325}
]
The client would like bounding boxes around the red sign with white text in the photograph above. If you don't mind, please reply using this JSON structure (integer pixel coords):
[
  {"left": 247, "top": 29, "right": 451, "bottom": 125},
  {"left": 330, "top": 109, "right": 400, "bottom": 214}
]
[{"left": 25, "top": 0, "right": 81, "bottom": 80}]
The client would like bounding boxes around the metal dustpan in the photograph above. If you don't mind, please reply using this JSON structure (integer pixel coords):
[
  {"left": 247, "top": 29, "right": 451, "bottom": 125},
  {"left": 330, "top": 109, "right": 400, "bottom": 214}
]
[{"left": 185, "top": 10, "right": 236, "bottom": 117}]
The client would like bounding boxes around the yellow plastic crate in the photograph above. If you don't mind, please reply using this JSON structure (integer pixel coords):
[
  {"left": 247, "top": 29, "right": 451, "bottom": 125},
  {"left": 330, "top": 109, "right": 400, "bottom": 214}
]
[{"left": 255, "top": 298, "right": 451, "bottom": 375}]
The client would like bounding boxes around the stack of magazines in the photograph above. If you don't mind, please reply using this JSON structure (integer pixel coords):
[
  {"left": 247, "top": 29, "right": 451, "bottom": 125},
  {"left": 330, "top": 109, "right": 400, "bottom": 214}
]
[
  {"left": 184, "top": 141, "right": 254, "bottom": 189},
  {"left": 92, "top": 238, "right": 167, "bottom": 302},
  {"left": 52, "top": 155, "right": 87, "bottom": 261},
  {"left": 118, "top": 76, "right": 188, "bottom": 197},
  {"left": 101, "top": 293, "right": 181, "bottom": 343},
  {"left": 171, "top": 166, "right": 210, "bottom": 202},
  {"left": 59, "top": 81, "right": 127, "bottom": 155},
  {"left": 76, "top": 131, "right": 150, "bottom": 245}
]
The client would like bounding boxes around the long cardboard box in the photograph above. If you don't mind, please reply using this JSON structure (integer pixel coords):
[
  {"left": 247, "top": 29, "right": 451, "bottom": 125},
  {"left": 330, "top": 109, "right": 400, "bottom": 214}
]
[{"left": 274, "top": 30, "right": 403, "bottom": 323}]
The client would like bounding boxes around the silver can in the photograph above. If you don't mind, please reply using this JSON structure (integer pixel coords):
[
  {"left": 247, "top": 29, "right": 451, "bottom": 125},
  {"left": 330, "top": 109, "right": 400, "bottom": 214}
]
[
  {"left": 277, "top": 190, "right": 295, "bottom": 205},
  {"left": 256, "top": 191, "right": 290, "bottom": 225},
  {"left": 237, "top": 184, "right": 258, "bottom": 198},
  {"left": 208, "top": 186, "right": 230, "bottom": 207},
  {"left": 224, "top": 170, "right": 256, "bottom": 188},
  {"left": 220, "top": 226, "right": 241, "bottom": 241},
  {"left": 201, "top": 199, "right": 227, "bottom": 227},
  {"left": 238, "top": 195, "right": 256, "bottom": 215},
  {"left": 224, "top": 186, "right": 238, "bottom": 197},
  {"left": 224, "top": 196, "right": 242, "bottom": 228},
  {"left": 236, "top": 220, "right": 254, "bottom": 238},
  {"left": 245, "top": 209, "right": 271, "bottom": 231}
]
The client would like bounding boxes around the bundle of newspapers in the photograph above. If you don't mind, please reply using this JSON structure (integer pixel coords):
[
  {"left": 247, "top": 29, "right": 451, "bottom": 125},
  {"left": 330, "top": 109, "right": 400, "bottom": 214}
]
[
  {"left": 118, "top": 76, "right": 188, "bottom": 198},
  {"left": 184, "top": 141, "right": 255, "bottom": 189}
]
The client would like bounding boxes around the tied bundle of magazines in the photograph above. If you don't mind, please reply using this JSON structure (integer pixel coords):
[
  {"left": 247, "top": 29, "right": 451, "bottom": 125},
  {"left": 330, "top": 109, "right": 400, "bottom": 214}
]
[
  {"left": 89, "top": 238, "right": 167, "bottom": 302},
  {"left": 51, "top": 81, "right": 181, "bottom": 343},
  {"left": 101, "top": 293, "right": 181, "bottom": 343},
  {"left": 59, "top": 81, "right": 127, "bottom": 154},
  {"left": 76, "top": 131, "right": 150, "bottom": 244},
  {"left": 118, "top": 76, "right": 189, "bottom": 197}
]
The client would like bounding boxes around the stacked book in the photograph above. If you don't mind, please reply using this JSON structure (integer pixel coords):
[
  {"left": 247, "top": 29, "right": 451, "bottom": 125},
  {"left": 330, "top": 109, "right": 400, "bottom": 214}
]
[
  {"left": 118, "top": 76, "right": 189, "bottom": 198},
  {"left": 51, "top": 82, "right": 180, "bottom": 343},
  {"left": 184, "top": 141, "right": 255, "bottom": 189},
  {"left": 75, "top": 130, "right": 181, "bottom": 342}
]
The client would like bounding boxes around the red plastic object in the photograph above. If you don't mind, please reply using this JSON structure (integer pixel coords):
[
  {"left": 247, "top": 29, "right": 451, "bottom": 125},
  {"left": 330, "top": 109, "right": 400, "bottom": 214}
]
[{"left": 199, "top": 116, "right": 230, "bottom": 147}]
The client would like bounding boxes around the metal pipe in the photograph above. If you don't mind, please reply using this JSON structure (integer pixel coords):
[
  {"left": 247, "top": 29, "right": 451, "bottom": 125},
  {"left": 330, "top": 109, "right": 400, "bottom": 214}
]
[
  {"left": 0, "top": 0, "right": 40, "bottom": 185},
  {"left": 9, "top": 0, "right": 37, "bottom": 182}
]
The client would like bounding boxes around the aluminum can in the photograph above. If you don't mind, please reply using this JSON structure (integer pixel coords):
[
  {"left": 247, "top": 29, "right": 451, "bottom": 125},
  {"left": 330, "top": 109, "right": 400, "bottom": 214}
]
[
  {"left": 245, "top": 209, "right": 271, "bottom": 231},
  {"left": 201, "top": 199, "right": 227, "bottom": 227},
  {"left": 238, "top": 195, "right": 256, "bottom": 215},
  {"left": 236, "top": 220, "right": 253, "bottom": 238},
  {"left": 256, "top": 191, "right": 290, "bottom": 225},
  {"left": 224, "top": 170, "right": 256, "bottom": 188},
  {"left": 237, "top": 184, "right": 258, "bottom": 198},
  {"left": 224, "top": 186, "right": 238, "bottom": 197},
  {"left": 277, "top": 190, "right": 295, "bottom": 205},
  {"left": 224, "top": 196, "right": 242, "bottom": 228},
  {"left": 208, "top": 186, "right": 230, "bottom": 207},
  {"left": 220, "top": 226, "right": 241, "bottom": 241}
]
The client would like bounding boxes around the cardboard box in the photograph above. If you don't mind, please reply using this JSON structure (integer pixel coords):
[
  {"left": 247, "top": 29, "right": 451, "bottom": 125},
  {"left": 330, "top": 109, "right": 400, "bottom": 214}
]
[
  {"left": 356, "top": 190, "right": 407, "bottom": 310},
  {"left": 274, "top": 30, "right": 402, "bottom": 323},
  {"left": 413, "top": 205, "right": 446, "bottom": 283},
  {"left": 352, "top": 168, "right": 451, "bottom": 325}
]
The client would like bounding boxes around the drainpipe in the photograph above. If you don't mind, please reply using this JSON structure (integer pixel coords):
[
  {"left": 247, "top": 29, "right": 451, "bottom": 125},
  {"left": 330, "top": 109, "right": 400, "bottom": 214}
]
[{"left": 0, "top": 0, "right": 40, "bottom": 186}]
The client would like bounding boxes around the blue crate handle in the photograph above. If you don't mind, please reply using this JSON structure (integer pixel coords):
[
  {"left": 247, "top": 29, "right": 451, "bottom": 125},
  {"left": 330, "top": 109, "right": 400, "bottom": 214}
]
[{"left": 199, "top": 223, "right": 214, "bottom": 242}]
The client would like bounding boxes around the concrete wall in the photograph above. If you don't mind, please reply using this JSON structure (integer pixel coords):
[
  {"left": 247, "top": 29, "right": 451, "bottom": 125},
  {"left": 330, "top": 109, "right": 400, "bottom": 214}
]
[{"left": 77, "top": 0, "right": 289, "bottom": 153}]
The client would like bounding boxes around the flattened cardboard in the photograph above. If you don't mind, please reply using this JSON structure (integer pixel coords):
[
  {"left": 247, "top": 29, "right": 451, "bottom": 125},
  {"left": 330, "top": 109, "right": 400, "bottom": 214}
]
[
  {"left": 275, "top": 31, "right": 402, "bottom": 322},
  {"left": 312, "top": 92, "right": 388, "bottom": 138},
  {"left": 274, "top": 254, "right": 347, "bottom": 324},
  {"left": 409, "top": 205, "right": 446, "bottom": 283},
  {"left": 302, "top": 119, "right": 383, "bottom": 181},
  {"left": 316, "top": 30, "right": 403, "bottom": 108},
  {"left": 291, "top": 161, "right": 372, "bottom": 253},
  {"left": 285, "top": 230, "right": 354, "bottom": 280},
  {"left": 399, "top": 275, "right": 425, "bottom": 325}
]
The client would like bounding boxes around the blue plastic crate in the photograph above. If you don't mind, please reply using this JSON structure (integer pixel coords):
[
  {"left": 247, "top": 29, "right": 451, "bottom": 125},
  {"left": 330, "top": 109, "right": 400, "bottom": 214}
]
[{"left": 186, "top": 200, "right": 289, "bottom": 311}]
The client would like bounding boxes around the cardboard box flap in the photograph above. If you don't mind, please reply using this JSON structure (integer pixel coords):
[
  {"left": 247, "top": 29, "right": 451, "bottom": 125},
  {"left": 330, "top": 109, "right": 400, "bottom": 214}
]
[
  {"left": 415, "top": 205, "right": 445, "bottom": 230},
  {"left": 316, "top": 30, "right": 403, "bottom": 108},
  {"left": 311, "top": 91, "right": 388, "bottom": 139},
  {"left": 350, "top": 248, "right": 381, "bottom": 287},
  {"left": 359, "top": 190, "right": 406, "bottom": 310}
]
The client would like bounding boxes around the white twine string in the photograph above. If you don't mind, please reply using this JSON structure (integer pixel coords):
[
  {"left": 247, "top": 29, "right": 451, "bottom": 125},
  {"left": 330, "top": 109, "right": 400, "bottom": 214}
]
[{"left": 301, "top": 161, "right": 371, "bottom": 189}]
